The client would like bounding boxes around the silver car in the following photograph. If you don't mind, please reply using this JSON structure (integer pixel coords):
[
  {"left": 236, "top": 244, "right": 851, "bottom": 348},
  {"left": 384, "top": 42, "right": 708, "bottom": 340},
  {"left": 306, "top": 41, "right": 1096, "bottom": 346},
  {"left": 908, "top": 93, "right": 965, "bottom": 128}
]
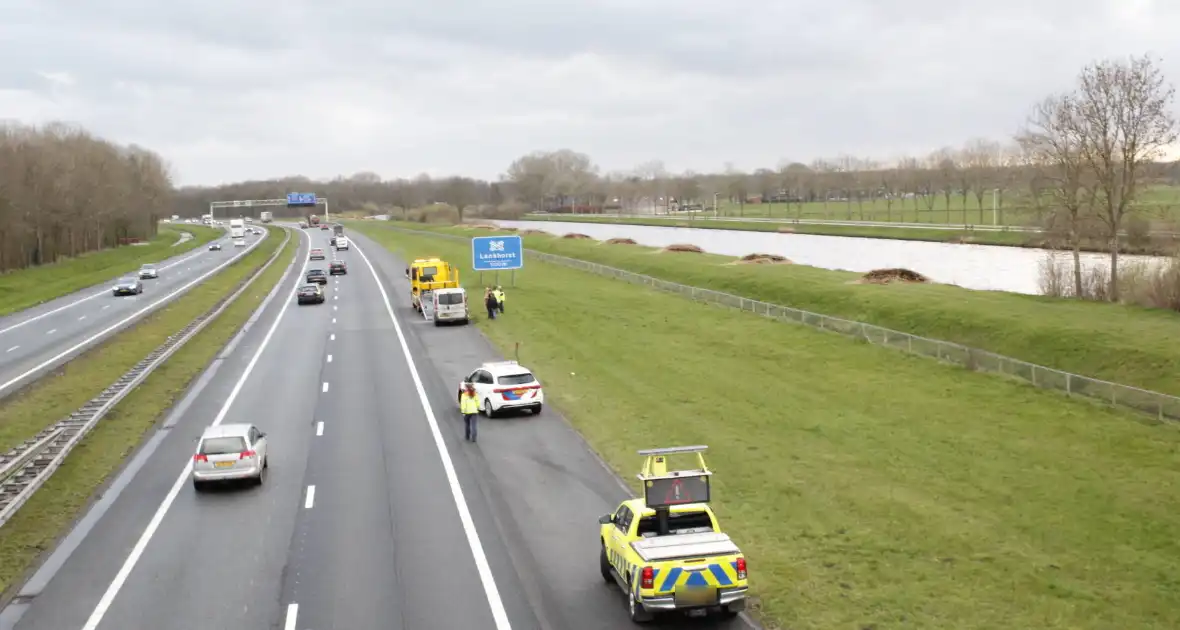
[
  {"left": 191, "top": 423, "right": 269, "bottom": 490},
  {"left": 139, "top": 264, "right": 158, "bottom": 279}
]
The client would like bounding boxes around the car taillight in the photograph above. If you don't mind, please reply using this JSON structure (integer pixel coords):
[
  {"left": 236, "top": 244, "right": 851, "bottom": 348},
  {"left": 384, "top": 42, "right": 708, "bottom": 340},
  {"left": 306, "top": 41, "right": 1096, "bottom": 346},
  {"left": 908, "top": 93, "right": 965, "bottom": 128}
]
[
  {"left": 240, "top": 450, "right": 256, "bottom": 459},
  {"left": 193, "top": 454, "right": 208, "bottom": 462},
  {"left": 736, "top": 557, "right": 747, "bottom": 579},
  {"left": 640, "top": 566, "right": 654, "bottom": 589},
  {"left": 493, "top": 385, "right": 540, "bottom": 393}
]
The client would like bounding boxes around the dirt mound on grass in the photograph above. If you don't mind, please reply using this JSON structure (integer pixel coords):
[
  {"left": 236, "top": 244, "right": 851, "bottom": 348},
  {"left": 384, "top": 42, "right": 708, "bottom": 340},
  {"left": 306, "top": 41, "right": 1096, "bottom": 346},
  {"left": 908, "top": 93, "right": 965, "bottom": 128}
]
[
  {"left": 519, "top": 229, "right": 550, "bottom": 236},
  {"left": 605, "top": 238, "right": 638, "bottom": 245},
  {"left": 562, "top": 233, "right": 593, "bottom": 239},
  {"left": 736, "top": 253, "right": 792, "bottom": 265},
  {"left": 662, "top": 243, "right": 705, "bottom": 253},
  {"left": 859, "top": 268, "right": 930, "bottom": 284}
]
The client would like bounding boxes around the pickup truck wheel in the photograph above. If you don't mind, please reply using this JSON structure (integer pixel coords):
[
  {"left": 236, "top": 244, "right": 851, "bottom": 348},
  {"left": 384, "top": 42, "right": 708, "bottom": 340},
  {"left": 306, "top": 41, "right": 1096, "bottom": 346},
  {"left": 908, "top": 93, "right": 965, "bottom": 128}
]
[
  {"left": 627, "top": 588, "right": 652, "bottom": 623},
  {"left": 599, "top": 547, "right": 612, "bottom": 583}
]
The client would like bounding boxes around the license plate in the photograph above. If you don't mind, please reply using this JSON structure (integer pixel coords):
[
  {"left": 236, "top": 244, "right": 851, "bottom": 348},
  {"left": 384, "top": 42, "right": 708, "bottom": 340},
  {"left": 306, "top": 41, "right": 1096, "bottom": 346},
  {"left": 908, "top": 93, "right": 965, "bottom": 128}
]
[
  {"left": 214, "top": 461, "right": 233, "bottom": 468},
  {"left": 674, "top": 585, "right": 718, "bottom": 607}
]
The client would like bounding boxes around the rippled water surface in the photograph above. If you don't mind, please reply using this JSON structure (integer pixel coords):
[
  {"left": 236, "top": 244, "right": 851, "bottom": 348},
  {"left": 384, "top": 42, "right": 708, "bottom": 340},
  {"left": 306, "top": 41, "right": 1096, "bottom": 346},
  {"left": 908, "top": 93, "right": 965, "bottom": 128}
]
[{"left": 496, "top": 220, "right": 1162, "bottom": 295}]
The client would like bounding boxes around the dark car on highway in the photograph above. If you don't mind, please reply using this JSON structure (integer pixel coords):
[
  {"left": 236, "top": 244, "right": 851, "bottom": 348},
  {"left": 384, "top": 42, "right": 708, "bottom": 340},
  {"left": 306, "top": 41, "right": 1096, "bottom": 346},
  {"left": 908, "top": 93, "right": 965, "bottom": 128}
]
[
  {"left": 306, "top": 269, "right": 328, "bottom": 284},
  {"left": 329, "top": 260, "right": 347, "bottom": 275},
  {"left": 297, "top": 284, "right": 325, "bottom": 305},
  {"left": 112, "top": 276, "right": 143, "bottom": 296}
]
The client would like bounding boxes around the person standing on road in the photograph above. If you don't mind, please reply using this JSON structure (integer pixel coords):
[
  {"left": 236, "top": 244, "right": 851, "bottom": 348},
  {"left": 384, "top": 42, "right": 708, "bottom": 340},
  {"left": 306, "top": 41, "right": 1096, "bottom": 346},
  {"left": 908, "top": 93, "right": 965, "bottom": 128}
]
[
  {"left": 460, "top": 383, "right": 480, "bottom": 442},
  {"left": 493, "top": 286, "right": 505, "bottom": 314},
  {"left": 484, "top": 287, "right": 498, "bottom": 320}
]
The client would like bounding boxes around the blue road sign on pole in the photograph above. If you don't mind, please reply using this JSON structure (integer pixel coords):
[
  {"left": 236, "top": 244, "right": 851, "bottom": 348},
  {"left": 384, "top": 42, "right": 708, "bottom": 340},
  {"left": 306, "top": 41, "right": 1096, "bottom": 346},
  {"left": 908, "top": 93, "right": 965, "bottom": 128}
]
[
  {"left": 286, "top": 193, "right": 317, "bottom": 206},
  {"left": 472, "top": 235, "right": 523, "bottom": 271}
]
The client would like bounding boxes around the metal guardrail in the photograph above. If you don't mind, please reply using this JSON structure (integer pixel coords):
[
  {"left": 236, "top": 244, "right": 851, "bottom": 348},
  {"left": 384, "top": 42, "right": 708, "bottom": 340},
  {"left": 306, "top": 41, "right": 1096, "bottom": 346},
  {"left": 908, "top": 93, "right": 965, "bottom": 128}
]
[
  {"left": 386, "top": 225, "right": 1180, "bottom": 422},
  {"left": 0, "top": 227, "right": 293, "bottom": 527}
]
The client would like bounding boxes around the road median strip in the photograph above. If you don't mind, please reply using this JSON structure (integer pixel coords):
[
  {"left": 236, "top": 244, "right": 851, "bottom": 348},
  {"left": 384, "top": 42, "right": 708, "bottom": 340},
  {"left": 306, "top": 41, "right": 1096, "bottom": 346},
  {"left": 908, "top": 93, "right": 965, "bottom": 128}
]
[
  {"left": 0, "top": 226, "right": 295, "bottom": 598},
  {"left": 355, "top": 224, "right": 1180, "bottom": 630}
]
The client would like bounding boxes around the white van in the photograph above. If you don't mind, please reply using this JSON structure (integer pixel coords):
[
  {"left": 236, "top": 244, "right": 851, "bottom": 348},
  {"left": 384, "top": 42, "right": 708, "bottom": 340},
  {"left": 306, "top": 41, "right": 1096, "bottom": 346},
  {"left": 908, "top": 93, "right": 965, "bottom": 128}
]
[
  {"left": 335, "top": 236, "right": 349, "bottom": 250},
  {"left": 432, "top": 288, "right": 469, "bottom": 325}
]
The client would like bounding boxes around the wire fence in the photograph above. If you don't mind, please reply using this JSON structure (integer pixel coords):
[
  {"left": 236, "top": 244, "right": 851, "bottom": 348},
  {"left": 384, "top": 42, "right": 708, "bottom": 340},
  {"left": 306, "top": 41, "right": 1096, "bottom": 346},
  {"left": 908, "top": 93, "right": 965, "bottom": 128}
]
[{"left": 391, "top": 225, "right": 1180, "bottom": 422}]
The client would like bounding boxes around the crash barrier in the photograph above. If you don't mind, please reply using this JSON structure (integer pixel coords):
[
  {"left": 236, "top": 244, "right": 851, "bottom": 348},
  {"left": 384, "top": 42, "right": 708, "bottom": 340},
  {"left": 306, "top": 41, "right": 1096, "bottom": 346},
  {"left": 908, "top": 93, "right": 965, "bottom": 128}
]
[
  {"left": 0, "top": 228, "right": 293, "bottom": 528},
  {"left": 384, "top": 225, "right": 1180, "bottom": 422}
]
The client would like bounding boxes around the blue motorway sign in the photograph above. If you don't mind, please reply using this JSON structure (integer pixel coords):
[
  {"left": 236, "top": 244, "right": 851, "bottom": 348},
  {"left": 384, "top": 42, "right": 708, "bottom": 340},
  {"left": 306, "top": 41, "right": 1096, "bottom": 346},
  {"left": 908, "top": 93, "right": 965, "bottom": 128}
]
[
  {"left": 472, "top": 235, "right": 523, "bottom": 271},
  {"left": 286, "top": 192, "right": 317, "bottom": 206}
]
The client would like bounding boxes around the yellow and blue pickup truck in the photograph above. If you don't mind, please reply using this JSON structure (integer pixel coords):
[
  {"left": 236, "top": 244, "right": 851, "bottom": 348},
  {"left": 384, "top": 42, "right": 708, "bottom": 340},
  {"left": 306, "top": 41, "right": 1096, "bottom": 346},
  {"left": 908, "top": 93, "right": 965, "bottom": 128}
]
[{"left": 597, "top": 446, "right": 748, "bottom": 623}]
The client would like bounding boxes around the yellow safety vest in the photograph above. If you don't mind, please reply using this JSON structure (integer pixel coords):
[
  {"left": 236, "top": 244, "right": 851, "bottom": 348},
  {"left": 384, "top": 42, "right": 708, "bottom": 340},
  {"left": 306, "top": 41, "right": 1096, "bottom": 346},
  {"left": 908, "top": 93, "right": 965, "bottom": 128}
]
[
  {"left": 460, "top": 394, "right": 480, "bottom": 414},
  {"left": 494, "top": 290, "right": 505, "bottom": 303}
]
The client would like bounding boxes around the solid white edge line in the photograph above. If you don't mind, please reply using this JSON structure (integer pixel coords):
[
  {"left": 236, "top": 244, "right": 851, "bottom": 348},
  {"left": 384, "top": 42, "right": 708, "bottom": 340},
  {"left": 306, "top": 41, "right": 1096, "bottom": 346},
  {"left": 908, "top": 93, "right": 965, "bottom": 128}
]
[
  {"left": 0, "top": 242, "right": 213, "bottom": 338},
  {"left": 284, "top": 603, "right": 298, "bottom": 630},
  {"left": 0, "top": 232, "right": 265, "bottom": 396},
  {"left": 316, "top": 421, "right": 324, "bottom": 436},
  {"left": 353, "top": 242, "right": 513, "bottom": 629},
  {"left": 79, "top": 229, "right": 308, "bottom": 630},
  {"left": 304, "top": 485, "right": 316, "bottom": 509}
]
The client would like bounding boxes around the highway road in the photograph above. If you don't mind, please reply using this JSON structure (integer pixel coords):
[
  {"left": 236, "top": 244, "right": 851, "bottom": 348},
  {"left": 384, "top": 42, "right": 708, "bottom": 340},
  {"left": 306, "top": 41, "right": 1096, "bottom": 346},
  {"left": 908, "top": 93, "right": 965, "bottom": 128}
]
[
  {"left": 0, "top": 228, "right": 266, "bottom": 399},
  {"left": 0, "top": 226, "right": 755, "bottom": 630}
]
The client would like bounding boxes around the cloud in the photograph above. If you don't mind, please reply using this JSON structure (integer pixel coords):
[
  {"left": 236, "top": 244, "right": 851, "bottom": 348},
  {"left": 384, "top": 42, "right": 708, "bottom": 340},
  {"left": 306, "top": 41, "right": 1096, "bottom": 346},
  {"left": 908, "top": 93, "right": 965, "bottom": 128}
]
[{"left": 1, "top": 0, "right": 1179, "bottom": 185}]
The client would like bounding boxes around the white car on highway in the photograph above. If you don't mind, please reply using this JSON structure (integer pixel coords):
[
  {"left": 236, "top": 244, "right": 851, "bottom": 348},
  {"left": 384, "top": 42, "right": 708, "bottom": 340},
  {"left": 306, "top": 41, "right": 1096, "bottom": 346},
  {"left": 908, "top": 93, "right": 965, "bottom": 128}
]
[
  {"left": 457, "top": 360, "right": 544, "bottom": 417},
  {"left": 138, "top": 263, "right": 159, "bottom": 279},
  {"left": 233, "top": 238, "right": 246, "bottom": 247},
  {"left": 192, "top": 424, "right": 269, "bottom": 490}
]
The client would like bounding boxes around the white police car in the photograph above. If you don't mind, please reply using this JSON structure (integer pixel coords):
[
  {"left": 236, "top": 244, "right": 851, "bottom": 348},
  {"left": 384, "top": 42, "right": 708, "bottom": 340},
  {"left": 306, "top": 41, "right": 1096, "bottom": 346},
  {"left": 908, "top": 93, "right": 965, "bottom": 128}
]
[{"left": 457, "top": 361, "right": 544, "bottom": 417}]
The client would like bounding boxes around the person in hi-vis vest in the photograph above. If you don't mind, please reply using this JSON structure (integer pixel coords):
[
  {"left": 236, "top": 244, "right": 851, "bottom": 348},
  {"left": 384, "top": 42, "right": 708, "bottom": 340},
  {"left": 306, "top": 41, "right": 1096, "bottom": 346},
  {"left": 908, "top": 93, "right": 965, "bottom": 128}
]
[
  {"left": 459, "top": 383, "right": 481, "bottom": 442},
  {"left": 493, "top": 286, "right": 505, "bottom": 314}
]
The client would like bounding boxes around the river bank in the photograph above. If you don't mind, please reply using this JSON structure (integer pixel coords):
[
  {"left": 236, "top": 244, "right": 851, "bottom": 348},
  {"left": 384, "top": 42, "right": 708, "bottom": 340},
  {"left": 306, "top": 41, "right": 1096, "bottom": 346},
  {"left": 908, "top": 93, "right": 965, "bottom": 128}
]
[{"left": 522, "top": 214, "right": 1180, "bottom": 256}]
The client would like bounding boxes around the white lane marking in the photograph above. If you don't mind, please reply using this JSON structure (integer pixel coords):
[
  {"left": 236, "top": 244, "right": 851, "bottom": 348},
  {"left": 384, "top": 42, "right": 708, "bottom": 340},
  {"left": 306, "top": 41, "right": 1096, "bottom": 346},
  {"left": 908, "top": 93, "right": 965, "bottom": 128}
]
[
  {"left": 327, "top": 354, "right": 333, "bottom": 363},
  {"left": 304, "top": 485, "right": 316, "bottom": 509},
  {"left": 322, "top": 382, "right": 329, "bottom": 393},
  {"left": 330, "top": 333, "right": 335, "bottom": 341},
  {"left": 80, "top": 229, "right": 307, "bottom": 630},
  {"left": 5, "top": 345, "right": 17, "bottom": 353},
  {"left": 284, "top": 603, "right": 298, "bottom": 630},
  {"left": 333, "top": 305, "right": 338, "bottom": 311},
  {"left": 332, "top": 317, "right": 336, "bottom": 324},
  {"left": 0, "top": 247, "right": 208, "bottom": 338},
  {"left": 0, "top": 235, "right": 267, "bottom": 397},
  {"left": 78, "top": 315, "right": 87, "bottom": 321},
  {"left": 353, "top": 242, "right": 512, "bottom": 629},
  {"left": 334, "top": 295, "right": 338, "bottom": 301},
  {"left": 46, "top": 329, "right": 56, "bottom": 335},
  {"left": 316, "top": 421, "right": 324, "bottom": 436}
]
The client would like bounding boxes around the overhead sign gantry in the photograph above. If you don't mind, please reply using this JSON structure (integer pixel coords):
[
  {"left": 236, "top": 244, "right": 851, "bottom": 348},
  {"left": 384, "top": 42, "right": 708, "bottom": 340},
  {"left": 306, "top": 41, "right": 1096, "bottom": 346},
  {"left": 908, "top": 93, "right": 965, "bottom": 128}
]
[{"left": 207, "top": 194, "right": 331, "bottom": 221}]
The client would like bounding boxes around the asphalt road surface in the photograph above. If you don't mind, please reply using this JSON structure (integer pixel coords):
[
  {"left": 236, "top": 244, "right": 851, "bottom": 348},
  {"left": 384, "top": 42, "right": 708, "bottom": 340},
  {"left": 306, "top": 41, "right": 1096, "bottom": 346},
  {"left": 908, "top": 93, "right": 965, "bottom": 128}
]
[
  {"left": 0, "top": 226, "right": 756, "bottom": 630},
  {"left": 0, "top": 228, "right": 266, "bottom": 398}
]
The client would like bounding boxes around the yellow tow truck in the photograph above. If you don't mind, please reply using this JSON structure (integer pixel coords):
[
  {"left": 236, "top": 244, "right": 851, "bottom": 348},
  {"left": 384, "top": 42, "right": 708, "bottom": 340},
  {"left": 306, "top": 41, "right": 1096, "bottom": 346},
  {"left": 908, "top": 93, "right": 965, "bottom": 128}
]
[
  {"left": 598, "top": 446, "right": 748, "bottom": 623},
  {"left": 405, "top": 257, "right": 460, "bottom": 313}
]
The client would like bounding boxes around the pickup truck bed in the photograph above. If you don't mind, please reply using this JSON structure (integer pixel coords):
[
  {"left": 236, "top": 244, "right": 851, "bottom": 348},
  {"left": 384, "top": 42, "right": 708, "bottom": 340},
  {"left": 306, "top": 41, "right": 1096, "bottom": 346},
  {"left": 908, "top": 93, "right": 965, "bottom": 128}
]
[{"left": 631, "top": 532, "right": 740, "bottom": 563}]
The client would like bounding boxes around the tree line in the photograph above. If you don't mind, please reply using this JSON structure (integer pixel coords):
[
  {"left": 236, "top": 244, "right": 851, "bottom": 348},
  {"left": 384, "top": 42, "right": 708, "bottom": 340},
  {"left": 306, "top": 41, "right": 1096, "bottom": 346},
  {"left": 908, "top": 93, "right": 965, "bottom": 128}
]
[{"left": 0, "top": 122, "right": 174, "bottom": 273}]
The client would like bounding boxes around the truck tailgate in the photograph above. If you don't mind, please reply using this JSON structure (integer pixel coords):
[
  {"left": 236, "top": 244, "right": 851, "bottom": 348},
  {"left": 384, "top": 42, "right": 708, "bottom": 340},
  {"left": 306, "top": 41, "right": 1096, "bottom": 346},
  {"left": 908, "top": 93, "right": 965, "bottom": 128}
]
[{"left": 631, "top": 532, "right": 740, "bottom": 562}]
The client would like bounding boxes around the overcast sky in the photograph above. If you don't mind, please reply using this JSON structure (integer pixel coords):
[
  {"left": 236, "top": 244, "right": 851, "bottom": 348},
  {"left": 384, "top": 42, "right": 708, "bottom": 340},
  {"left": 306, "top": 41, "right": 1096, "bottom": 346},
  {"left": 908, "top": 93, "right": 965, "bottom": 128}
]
[{"left": 2, "top": 0, "right": 1177, "bottom": 186}]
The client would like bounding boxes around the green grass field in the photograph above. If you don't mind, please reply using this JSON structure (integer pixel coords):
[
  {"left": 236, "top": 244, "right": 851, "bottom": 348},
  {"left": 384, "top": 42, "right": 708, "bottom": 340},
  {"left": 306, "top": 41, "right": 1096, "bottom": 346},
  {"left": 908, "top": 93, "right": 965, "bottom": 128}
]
[
  {"left": 0, "top": 227, "right": 292, "bottom": 597},
  {"left": 691, "top": 184, "right": 1180, "bottom": 225},
  {"left": 356, "top": 221, "right": 1180, "bottom": 399},
  {"left": 0, "top": 225, "right": 222, "bottom": 318},
  {"left": 355, "top": 223, "right": 1180, "bottom": 630}
]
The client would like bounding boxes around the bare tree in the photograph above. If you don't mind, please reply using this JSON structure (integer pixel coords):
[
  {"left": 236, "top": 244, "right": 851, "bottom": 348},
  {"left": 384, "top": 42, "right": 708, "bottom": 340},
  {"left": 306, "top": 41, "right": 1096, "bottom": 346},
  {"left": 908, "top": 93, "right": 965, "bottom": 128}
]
[
  {"left": 1071, "top": 54, "right": 1179, "bottom": 299},
  {"left": 1017, "top": 94, "right": 1099, "bottom": 296}
]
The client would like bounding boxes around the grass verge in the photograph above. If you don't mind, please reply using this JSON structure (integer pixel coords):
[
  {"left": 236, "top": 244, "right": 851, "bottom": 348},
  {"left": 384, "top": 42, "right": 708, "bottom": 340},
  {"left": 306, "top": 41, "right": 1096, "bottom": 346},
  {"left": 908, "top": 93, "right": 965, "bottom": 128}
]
[
  {"left": 0, "top": 225, "right": 222, "bottom": 317},
  {"left": 354, "top": 221, "right": 1180, "bottom": 398},
  {"left": 359, "top": 225, "right": 1180, "bottom": 630},
  {"left": 520, "top": 214, "right": 1180, "bottom": 255},
  {"left": 0, "top": 226, "right": 292, "bottom": 596}
]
